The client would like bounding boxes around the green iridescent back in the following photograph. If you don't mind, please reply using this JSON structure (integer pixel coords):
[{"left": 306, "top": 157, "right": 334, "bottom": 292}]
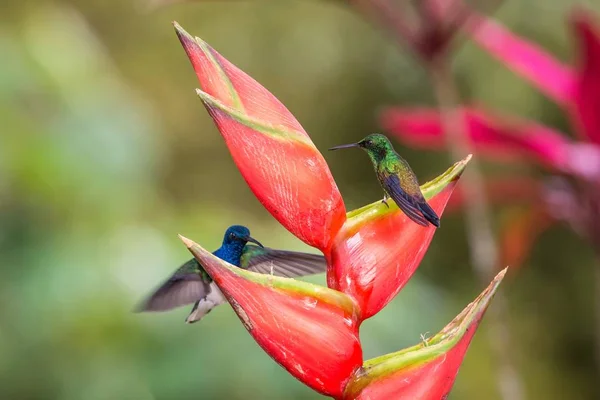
[{"left": 176, "top": 259, "right": 211, "bottom": 283}]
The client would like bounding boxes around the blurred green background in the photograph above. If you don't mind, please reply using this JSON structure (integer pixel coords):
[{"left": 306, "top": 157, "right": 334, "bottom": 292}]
[{"left": 2, "top": 0, "right": 600, "bottom": 398}]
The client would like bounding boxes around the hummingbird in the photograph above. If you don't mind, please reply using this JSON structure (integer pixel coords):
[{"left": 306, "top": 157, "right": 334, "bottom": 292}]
[
  {"left": 136, "top": 225, "right": 327, "bottom": 323},
  {"left": 329, "top": 133, "right": 440, "bottom": 228}
]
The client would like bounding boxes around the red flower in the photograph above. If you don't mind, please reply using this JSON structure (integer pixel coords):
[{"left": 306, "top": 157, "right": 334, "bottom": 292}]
[
  {"left": 174, "top": 22, "right": 502, "bottom": 398},
  {"left": 381, "top": 10, "right": 600, "bottom": 268}
]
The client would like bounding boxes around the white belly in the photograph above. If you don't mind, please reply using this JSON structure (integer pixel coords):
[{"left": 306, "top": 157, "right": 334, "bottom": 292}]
[{"left": 185, "top": 282, "right": 226, "bottom": 324}]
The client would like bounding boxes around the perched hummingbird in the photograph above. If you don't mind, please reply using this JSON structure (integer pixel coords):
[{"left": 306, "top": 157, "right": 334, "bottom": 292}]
[
  {"left": 137, "top": 225, "right": 327, "bottom": 323},
  {"left": 329, "top": 133, "right": 440, "bottom": 227}
]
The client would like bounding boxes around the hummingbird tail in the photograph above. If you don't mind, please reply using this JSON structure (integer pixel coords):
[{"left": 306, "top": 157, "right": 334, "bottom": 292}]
[
  {"left": 418, "top": 201, "right": 440, "bottom": 228},
  {"left": 383, "top": 174, "right": 439, "bottom": 228},
  {"left": 185, "top": 303, "right": 210, "bottom": 323}
]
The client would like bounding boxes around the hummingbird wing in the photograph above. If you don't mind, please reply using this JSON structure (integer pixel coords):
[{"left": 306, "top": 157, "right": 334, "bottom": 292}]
[
  {"left": 241, "top": 245, "right": 327, "bottom": 278},
  {"left": 383, "top": 173, "right": 439, "bottom": 227},
  {"left": 136, "top": 259, "right": 211, "bottom": 312}
]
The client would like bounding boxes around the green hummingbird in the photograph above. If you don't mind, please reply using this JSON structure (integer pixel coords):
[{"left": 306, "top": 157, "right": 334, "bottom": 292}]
[
  {"left": 329, "top": 133, "right": 440, "bottom": 227},
  {"left": 136, "top": 225, "right": 327, "bottom": 323}
]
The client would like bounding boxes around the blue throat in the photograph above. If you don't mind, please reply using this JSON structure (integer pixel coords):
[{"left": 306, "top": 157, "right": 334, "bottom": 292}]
[{"left": 213, "top": 242, "right": 245, "bottom": 267}]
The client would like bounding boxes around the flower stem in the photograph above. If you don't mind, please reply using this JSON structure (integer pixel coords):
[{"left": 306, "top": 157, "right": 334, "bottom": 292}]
[
  {"left": 429, "top": 61, "right": 525, "bottom": 400},
  {"left": 594, "top": 258, "right": 600, "bottom": 382},
  {"left": 348, "top": 0, "right": 419, "bottom": 48}
]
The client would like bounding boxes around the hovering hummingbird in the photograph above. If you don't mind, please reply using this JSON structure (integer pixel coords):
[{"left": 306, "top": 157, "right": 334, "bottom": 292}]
[
  {"left": 136, "top": 225, "right": 327, "bottom": 323},
  {"left": 329, "top": 133, "right": 440, "bottom": 228}
]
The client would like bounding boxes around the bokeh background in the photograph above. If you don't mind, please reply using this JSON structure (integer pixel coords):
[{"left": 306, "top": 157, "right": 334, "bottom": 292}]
[{"left": 2, "top": 0, "right": 600, "bottom": 398}]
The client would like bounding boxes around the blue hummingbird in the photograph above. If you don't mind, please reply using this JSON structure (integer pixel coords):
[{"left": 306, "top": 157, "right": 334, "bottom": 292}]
[{"left": 137, "top": 225, "right": 327, "bottom": 323}]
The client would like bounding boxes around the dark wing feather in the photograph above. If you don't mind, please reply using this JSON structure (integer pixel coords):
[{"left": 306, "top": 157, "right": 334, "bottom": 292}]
[
  {"left": 136, "top": 259, "right": 210, "bottom": 312},
  {"left": 417, "top": 199, "right": 440, "bottom": 227},
  {"left": 384, "top": 174, "right": 437, "bottom": 227},
  {"left": 241, "top": 246, "right": 327, "bottom": 278}
]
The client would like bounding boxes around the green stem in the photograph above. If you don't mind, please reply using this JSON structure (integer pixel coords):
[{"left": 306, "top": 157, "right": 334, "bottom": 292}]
[
  {"left": 595, "top": 258, "right": 600, "bottom": 382},
  {"left": 429, "top": 61, "right": 525, "bottom": 400},
  {"left": 348, "top": 0, "right": 419, "bottom": 50}
]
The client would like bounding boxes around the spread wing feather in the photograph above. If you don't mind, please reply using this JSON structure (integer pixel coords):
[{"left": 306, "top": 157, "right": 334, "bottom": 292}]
[
  {"left": 136, "top": 259, "right": 210, "bottom": 312},
  {"left": 241, "top": 246, "right": 327, "bottom": 278}
]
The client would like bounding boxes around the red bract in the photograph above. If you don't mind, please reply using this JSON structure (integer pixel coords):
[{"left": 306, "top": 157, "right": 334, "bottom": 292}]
[
  {"left": 329, "top": 156, "right": 469, "bottom": 319},
  {"left": 344, "top": 269, "right": 507, "bottom": 400},
  {"left": 180, "top": 235, "right": 362, "bottom": 398},
  {"left": 175, "top": 23, "right": 346, "bottom": 251},
  {"left": 174, "top": 22, "right": 463, "bottom": 311}
]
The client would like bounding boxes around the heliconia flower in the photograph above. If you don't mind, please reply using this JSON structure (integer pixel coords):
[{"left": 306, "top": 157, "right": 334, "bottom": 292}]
[
  {"left": 343, "top": 268, "right": 507, "bottom": 400},
  {"left": 174, "top": 23, "right": 346, "bottom": 252},
  {"left": 175, "top": 22, "right": 466, "bottom": 317},
  {"left": 173, "top": 22, "right": 503, "bottom": 399},
  {"left": 180, "top": 235, "right": 362, "bottom": 398},
  {"left": 328, "top": 155, "right": 470, "bottom": 319}
]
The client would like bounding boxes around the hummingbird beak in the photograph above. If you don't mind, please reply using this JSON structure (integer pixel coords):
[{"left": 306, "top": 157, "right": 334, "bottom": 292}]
[
  {"left": 328, "top": 143, "right": 360, "bottom": 151},
  {"left": 246, "top": 236, "right": 264, "bottom": 248}
]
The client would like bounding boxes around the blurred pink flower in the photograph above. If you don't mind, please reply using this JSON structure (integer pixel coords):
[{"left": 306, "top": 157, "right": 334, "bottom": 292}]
[{"left": 380, "top": 10, "right": 600, "bottom": 268}]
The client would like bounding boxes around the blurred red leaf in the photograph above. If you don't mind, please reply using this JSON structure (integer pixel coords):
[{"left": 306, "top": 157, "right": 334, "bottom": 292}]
[
  {"left": 467, "top": 14, "right": 575, "bottom": 105},
  {"left": 381, "top": 107, "right": 573, "bottom": 171},
  {"left": 328, "top": 156, "right": 469, "bottom": 319},
  {"left": 181, "top": 235, "right": 362, "bottom": 398},
  {"left": 571, "top": 12, "right": 600, "bottom": 144},
  {"left": 343, "top": 269, "right": 506, "bottom": 400},
  {"left": 175, "top": 23, "right": 346, "bottom": 251}
]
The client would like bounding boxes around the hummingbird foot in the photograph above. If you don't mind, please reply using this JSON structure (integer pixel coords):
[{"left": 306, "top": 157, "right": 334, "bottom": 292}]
[{"left": 381, "top": 194, "right": 390, "bottom": 209}]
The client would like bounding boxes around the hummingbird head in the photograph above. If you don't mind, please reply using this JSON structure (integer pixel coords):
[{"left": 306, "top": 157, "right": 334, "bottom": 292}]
[
  {"left": 223, "top": 225, "right": 264, "bottom": 248},
  {"left": 329, "top": 133, "right": 393, "bottom": 161},
  {"left": 357, "top": 133, "right": 393, "bottom": 153}
]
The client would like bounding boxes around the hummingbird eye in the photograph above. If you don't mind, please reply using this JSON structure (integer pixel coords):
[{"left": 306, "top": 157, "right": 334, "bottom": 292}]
[{"left": 229, "top": 232, "right": 236, "bottom": 240}]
